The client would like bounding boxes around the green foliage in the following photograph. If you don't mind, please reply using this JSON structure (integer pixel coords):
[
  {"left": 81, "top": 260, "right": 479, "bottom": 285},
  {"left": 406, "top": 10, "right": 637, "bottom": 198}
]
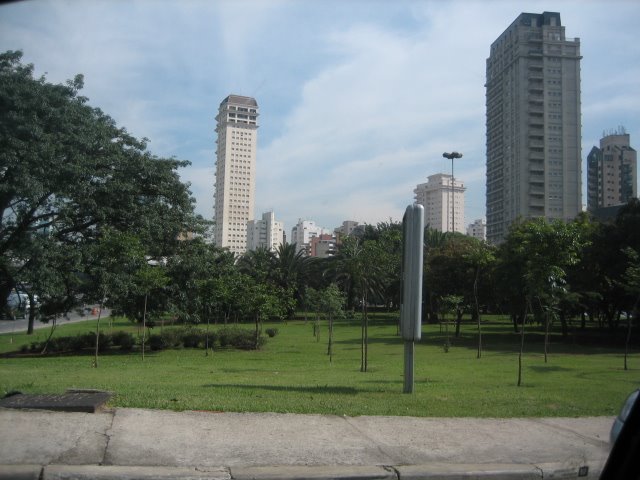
[
  {"left": 111, "top": 331, "right": 135, "bottom": 351},
  {"left": 218, "top": 327, "right": 264, "bottom": 349},
  {"left": 0, "top": 50, "right": 201, "bottom": 324},
  {"left": 265, "top": 328, "right": 279, "bottom": 338}
]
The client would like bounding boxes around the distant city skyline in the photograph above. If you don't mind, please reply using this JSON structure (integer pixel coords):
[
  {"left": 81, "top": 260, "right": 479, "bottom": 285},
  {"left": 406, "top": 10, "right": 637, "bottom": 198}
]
[{"left": 1, "top": 1, "right": 638, "bottom": 234}]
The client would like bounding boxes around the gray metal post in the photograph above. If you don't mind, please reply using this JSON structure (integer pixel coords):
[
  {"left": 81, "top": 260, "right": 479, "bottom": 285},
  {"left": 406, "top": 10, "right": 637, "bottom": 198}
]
[
  {"left": 403, "top": 340, "right": 415, "bottom": 393},
  {"left": 400, "top": 204, "right": 424, "bottom": 394}
]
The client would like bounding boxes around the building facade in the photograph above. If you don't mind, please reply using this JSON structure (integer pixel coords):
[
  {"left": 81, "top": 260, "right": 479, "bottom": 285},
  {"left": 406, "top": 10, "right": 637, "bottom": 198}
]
[
  {"left": 290, "top": 219, "right": 329, "bottom": 255},
  {"left": 334, "top": 220, "right": 360, "bottom": 238},
  {"left": 587, "top": 129, "right": 637, "bottom": 212},
  {"left": 247, "top": 211, "right": 284, "bottom": 252},
  {"left": 466, "top": 219, "right": 487, "bottom": 241},
  {"left": 485, "top": 12, "right": 582, "bottom": 243},
  {"left": 414, "top": 173, "right": 466, "bottom": 233},
  {"left": 213, "top": 95, "right": 258, "bottom": 256},
  {"left": 309, "top": 234, "right": 337, "bottom": 258}
]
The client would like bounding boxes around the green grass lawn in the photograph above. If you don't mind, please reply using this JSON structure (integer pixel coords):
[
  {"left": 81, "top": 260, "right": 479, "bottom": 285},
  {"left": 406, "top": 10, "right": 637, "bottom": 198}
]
[{"left": 0, "top": 314, "right": 638, "bottom": 417}]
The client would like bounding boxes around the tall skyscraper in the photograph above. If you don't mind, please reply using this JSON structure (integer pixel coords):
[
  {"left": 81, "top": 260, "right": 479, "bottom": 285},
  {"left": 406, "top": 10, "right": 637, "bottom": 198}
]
[
  {"left": 213, "top": 95, "right": 258, "bottom": 256},
  {"left": 485, "top": 12, "right": 582, "bottom": 243},
  {"left": 414, "top": 173, "right": 466, "bottom": 233},
  {"left": 587, "top": 128, "right": 637, "bottom": 212}
]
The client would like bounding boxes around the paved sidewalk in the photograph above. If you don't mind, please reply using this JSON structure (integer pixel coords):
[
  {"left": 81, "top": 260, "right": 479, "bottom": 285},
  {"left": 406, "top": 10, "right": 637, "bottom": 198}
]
[{"left": 0, "top": 408, "right": 612, "bottom": 479}]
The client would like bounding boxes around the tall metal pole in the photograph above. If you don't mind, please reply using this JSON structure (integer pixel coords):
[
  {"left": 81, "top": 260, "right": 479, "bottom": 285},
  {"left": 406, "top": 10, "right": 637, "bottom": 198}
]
[
  {"left": 451, "top": 157, "right": 454, "bottom": 232},
  {"left": 442, "top": 152, "right": 463, "bottom": 233}
]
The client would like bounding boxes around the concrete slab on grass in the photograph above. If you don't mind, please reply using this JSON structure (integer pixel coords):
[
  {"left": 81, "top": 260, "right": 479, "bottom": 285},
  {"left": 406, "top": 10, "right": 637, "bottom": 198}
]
[{"left": 0, "top": 391, "right": 111, "bottom": 413}]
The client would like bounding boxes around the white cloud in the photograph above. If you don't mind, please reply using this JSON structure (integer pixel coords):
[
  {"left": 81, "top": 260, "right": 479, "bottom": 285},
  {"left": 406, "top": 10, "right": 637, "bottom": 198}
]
[{"left": 2, "top": 0, "right": 639, "bottom": 233}]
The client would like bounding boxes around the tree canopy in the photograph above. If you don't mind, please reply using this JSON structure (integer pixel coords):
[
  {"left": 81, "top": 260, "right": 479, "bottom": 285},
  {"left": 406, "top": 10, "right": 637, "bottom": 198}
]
[{"left": 0, "top": 50, "right": 201, "bottom": 319}]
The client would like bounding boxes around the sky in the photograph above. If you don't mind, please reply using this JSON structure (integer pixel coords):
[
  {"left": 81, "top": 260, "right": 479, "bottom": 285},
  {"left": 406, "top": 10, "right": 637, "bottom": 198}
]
[{"left": 1, "top": 0, "right": 639, "bottom": 235}]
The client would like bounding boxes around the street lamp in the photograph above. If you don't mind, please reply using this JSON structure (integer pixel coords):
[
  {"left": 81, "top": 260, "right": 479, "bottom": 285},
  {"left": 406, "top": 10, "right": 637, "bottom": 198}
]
[{"left": 442, "top": 152, "right": 463, "bottom": 233}]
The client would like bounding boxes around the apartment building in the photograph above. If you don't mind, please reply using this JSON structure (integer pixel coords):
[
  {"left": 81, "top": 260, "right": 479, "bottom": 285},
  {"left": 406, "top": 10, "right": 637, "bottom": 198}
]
[
  {"left": 486, "top": 12, "right": 581, "bottom": 243},
  {"left": 414, "top": 173, "right": 466, "bottom": 233},
  {"left": 466, "top": 219, "right": 487, "bottom": 241},
  {"left": 290, "top": 219, "right": 330, "bottom": 255},
  {"left": 247, "top": 211, "right": 285, "bottom": 252},
  {"left": 587, "top": 129, "right": 637, "bottom": 212},
  {"left": 213, "top": 94, "right": 258, "bottom": 256}
]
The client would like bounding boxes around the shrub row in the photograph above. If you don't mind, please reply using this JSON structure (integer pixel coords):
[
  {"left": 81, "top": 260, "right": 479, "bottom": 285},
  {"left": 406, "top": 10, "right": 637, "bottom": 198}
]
[
  {"left": 21, "top": 331, "right": 135, "bottom": 354},
  {"left": 147, "top": 326, "right": 264, "bottom": 351},
  {"left": 20, "top": 326, "right": 266, "bottom": 354}
]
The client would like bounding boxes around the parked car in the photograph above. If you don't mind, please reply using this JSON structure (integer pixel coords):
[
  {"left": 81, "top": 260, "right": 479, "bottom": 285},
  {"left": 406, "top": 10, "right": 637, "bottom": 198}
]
[
  {"left": 5, "top": 289, "right": 35, "bottom": 319},
  {"left": 610, "top": 389, "right": 639, "bottom": 445},
  {"left": 601, "top": 389, "right": 640, "bottom": 479}
]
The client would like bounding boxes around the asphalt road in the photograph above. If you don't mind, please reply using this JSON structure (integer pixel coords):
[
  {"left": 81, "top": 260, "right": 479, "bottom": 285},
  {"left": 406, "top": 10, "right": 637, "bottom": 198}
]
[{"left": 0, "top": 307, "right": 110, "bottom": 334}]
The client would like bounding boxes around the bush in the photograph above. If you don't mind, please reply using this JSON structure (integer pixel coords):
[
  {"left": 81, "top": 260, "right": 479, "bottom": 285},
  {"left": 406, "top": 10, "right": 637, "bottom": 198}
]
[
  {"left": 265, "top": 328, "right": 279, "bottom": 338},
  {"left": 112, "top": 331, "right": 135, "bottom": 351},
  {"left": 218, "top": 327, "right": 262, "bottom": 350},
  {"left": 147, "top": 333, "right": 166, "bottom": 351},
  {"left": 160, "top": 328, "right": 183, "bottom": 349},
  {"left": 181, "top": 326, "right": 204, "bottom": 348}
]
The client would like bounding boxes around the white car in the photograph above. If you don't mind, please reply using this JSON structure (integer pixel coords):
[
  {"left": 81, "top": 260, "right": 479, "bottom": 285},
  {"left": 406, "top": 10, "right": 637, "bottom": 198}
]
[{"left": 5, "top": 290, "right": 31, "bottom": 319}]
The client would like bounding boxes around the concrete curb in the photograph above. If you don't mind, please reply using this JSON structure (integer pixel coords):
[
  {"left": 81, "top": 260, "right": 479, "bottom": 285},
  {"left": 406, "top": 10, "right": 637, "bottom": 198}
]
[
  {"left": 0, "top": 462, "right": 604, "bottom": 480},
  {"left": 0, "top": 464, "right": 42, "bottom": 480},
  {"left": 42, "top": 465, "right": 231, "bottom": 480},
  {"left": 230, "top": 465, "right": 396, "bottom": 479}
]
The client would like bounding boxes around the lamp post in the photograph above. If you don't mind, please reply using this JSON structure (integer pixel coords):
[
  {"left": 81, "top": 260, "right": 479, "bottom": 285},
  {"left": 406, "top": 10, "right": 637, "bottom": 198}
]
[{"left": 442, "top": 152, "right": 463, "bottom": 233}]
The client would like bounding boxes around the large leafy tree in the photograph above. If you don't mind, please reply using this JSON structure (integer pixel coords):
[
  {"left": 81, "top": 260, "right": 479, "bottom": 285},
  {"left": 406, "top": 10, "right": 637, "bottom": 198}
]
[
  {"left": 0, "top": 51, "right": 199, "bottom": 326},
  {"left": 499, "top": 218, "right": 586, "bottom": 385}
]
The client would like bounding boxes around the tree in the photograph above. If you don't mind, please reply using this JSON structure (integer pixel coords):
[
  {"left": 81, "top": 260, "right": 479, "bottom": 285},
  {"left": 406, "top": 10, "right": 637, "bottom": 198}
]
[
  {"left": 85, "top": 230, "right": 146, "bottom": 367},
  {"left": 440, "top": 294, "right": 463, "bottom": 352},
  {"left": 134, "top": 263, "right": 169, "bottom": 360},
  {"left": 0, "top": 51, "right": 200, "bottom": 328},
  {"left": 463, "top": 240, "right": 496, "bottom": 358},
  {"left": 328, "top": 237, "right": 383, "bottom": 372},
  {"left": 500, "top": 218, "right": 586, "bottom": 386},
  {"left": 621, "top": 247, "right": 640, "bottom": 371},
  {"left": 272, "top": 243, "right": 309, "bottom": 317}
]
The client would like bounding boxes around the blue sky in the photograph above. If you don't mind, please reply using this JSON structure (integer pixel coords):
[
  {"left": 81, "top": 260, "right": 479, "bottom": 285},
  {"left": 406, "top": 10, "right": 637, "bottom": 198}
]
[{"left": 1, "top": 0, "right": 639, "bottom": 235}]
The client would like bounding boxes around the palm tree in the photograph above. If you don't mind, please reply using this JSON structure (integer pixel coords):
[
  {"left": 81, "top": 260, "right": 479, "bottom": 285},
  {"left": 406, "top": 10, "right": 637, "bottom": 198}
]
[
  {"left": 273, "top": 243, "right": 309, "bottom": 317},
  {"left": 327, "top": 237, "right": 383, "bottom": 372},
  {"left": 236, "top": 247, "right": 275, "bottom": 285}
]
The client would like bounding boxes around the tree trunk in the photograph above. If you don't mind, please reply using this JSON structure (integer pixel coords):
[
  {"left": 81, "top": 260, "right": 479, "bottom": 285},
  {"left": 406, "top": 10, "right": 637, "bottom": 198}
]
[
  {"left": 255, "top": 313, "right": 260, "bottom": 349},
  {"left": 517, "top": 300, "right": 528, "bottom": 387},
  {"left": 544, "top": 309, "right": 549, "bottom": 363},
  {"left": 625, "top": 297, "right": 639, "bottom": 371},
  {"left": 142, "top": 293, "right": 147, "bottom": 361},
  {"left": 40, "top": 316, "right": 58, "bottom": 355},
  {"left": 26, "top": 292, "right": 37, "bottom": 336},
  {"left": 205, "top": 305, "right": 210, "bottom": 356},
  {"left": 455, "top": 308, "right": 462, "bottom": 337},
  {"left": 560, "top": 310, "right": 568, "bottom": 338},
  {"left": 474, "top": 268, "right": 482, "bottom": 359},
  {"left": 360, "top": 294, "right": 368, "bottom": 372},
  {"left": 327, "top": 314, "right": 333, "bottom": 363},
  {"left": 511, "top": 313, "right": 519, "bottom": 333},
  {"left": 93, "top": 300, "right": 104, "bottom": 368}
]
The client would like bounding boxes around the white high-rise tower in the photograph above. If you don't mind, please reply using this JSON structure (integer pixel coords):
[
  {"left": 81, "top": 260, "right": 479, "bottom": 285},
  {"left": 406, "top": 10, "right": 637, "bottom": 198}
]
[{"left": 213, "top": 95, "right": 258, "bottom": 255}]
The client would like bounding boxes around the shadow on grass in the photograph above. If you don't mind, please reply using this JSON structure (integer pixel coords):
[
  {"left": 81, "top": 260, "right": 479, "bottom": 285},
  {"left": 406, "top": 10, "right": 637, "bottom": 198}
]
[
  {"left": 201, "top": 383, "right": 360, "bottom": 395},
  {"left": 527, "top": 365, "right": 572, "bottom": 373}
]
